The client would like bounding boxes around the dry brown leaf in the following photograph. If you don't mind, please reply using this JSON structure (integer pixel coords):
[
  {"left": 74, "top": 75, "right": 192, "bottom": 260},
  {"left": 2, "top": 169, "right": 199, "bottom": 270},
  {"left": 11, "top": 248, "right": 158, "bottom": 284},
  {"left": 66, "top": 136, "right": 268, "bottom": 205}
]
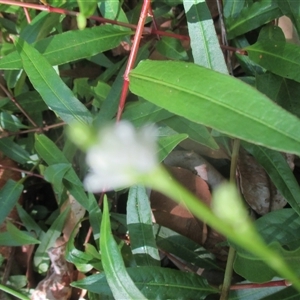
[
  {"left": 31, "top": 237, "right": 72, "bottom": 300},
  {"left": 238, "top": 148, "right": 287, "bottom": 215},
  {"left": 62, "top": 193, "right": 85, "bottom": 242}
]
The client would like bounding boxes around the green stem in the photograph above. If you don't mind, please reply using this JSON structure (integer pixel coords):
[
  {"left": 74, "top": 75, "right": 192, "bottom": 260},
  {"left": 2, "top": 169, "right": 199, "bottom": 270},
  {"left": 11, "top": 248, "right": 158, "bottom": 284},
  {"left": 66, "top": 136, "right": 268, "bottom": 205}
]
[
  {"left": 220, "top": 139, "right": 240, "bottom": 300},
  {"left": 0, "top": 284, "right": 30, "bottom": 300},
  {"left": 145, "top": 165, "right": 300, "bottom": 292},
  {"left": 220, "top": 247, "right": 236, "bottom": 300}
]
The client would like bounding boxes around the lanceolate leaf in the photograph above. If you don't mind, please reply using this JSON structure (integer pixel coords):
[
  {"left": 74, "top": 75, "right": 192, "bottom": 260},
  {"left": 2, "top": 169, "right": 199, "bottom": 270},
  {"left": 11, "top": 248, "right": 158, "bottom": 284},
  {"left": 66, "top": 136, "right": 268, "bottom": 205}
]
[
  {"left": 127, "top": 185, "right": 160, "bottom": 266},
  {"left": 183, "top": 0, "right": 228, "bottom": 73},
  {"left": 16, "top": 38, "right": 92, "bottom": 125},
  {"left": 100, "top": 197, "right": 147, "bottom": 299},
  {"left": 129, "top": 60, "right": 300, "bottom": 156},
  {"left": 0, "top": 26, "right": 130, "bottom": 69},
  {"left": 0, "top": 138, "right": 32, "bottom": 164},
  {"left": 242, "top": 142, "right": 300, "bottom": 216},
  {"left": 0, "top": 180, "right": 23, "bottom": 225},
  {"left": 72, "top": 266, "right": 218, "bottom": 299},
  {"left": 6, "top": 221, "right": 40, "bottom": 245},
  {"left": 226, "top": 0, "right": 282, "bottom": 39}
]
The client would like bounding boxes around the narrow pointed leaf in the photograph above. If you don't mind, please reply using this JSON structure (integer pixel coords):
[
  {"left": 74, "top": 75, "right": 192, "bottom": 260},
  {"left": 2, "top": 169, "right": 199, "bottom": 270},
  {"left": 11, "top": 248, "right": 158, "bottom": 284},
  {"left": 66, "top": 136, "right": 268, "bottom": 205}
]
[
  {"left": 0, "top": 180, "right": 23, "bottom": 225},
  {"left": 226, "top": 0, "right": 282, "bottom": 39},
  {"left": 0, "top": 138, "right": 32, "bottom": 164},
  {"left": 0, "top": 26, "right": 130, "bottom": 69},
  {"left": 183, "top": 0, "right": 228, "bottom": 73},
  {"left": 129, "top": 60, "right": 300, "bottom": 156},
  {"left": 6, "top": 221, "right": 40, "bottom": 245},
  {"left": 72, "top": 266, "right": 218, "bottom": 299},
  {"left": 16, "top": 203, "right": 43, "bottom": 237},
  {"left": 16, "top": 38, "right": 92, "bottom": 125},
  {"left": 127, "top": 185, "right": 160, "bottom": 266},
  {"left": 100, "top": 197, "right": 147, "bottom": 299}
]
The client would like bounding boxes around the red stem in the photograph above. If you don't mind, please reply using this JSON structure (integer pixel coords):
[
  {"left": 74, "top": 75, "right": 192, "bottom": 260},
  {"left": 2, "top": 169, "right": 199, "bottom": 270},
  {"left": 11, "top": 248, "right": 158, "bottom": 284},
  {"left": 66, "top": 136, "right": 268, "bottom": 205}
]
[
  {"left": 23, "top": 7, "right": 31, "bottom": 23},
  {"left": 230, "top": 280, "right": 291, "bottom": 290},
  {"left": 116, "top": 0, "right": 151, "bottom": 121},
  {"left": 0, "top": 164, "right": 44, "bottom": 179}
]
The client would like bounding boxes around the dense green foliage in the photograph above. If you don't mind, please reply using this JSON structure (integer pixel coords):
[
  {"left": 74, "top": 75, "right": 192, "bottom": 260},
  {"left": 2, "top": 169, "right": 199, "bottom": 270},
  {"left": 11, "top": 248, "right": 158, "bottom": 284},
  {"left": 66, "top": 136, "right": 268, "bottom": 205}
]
[{"left": 0, "top": 0, "right": 300, "bottom": 299}]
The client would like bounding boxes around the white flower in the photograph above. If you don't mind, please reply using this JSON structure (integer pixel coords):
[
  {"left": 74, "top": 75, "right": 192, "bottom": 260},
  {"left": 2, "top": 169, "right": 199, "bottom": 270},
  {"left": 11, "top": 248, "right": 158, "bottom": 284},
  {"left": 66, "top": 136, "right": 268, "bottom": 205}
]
[{"left": 84, "top": 121, "right": 158, "bottom": 192}]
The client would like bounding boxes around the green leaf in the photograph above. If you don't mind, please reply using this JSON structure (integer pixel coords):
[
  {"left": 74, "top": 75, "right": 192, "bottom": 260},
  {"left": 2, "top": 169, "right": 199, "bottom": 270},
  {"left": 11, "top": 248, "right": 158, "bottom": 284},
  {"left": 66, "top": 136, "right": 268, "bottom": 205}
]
[
  {"left": 157, "top": 133, "right": 188, "bottom": 162},
  {"left": 246, "top": 38, "right": 300, "bottom": 83},
  {"left": 100, "top": 196, "right": 147, "bottom": 299},
  {"left": 163, "top": 115, "right": 219, "bottom": 149},
  {"left": 16, "top": 203, "right": 43, "bottom": 237},
  {"left": 15, "top": 38, "right": 92, "bottom": 125},
  {"left": 156, "top": 35, "right": 188, "bottom": 61},
  {"left": 183, "top": 0, "right": 228, "bottom": 73},
  {"left": 129, "top": 60, "right": 300, "bottom": 156},
  {"left": 0, "top": 112, "right": 27, "bottom": 132},
  {"left": 242, "top": 142, "right": 300, "bottom": 216},
  {"left": 98, "top": 0, "right": 129, "bottom": 31},
  {"left": 226, "top": 0, "right": 282, "bottom": 39},
  {"left": 0, "top": 138, "right": 32, "bottom": 164},
  {"left": 127, "top": 185, "right": 160, "bottom": 266},
  {"left": 34, "top": 207, "right": 70, "bottom": 274},
  {"left": 155, "top": 225, "right": 221, "bottom": 270},
  {"left": 66, "top": 220, "right": 94, "bottom": 273},
  {"left": 122, "top": 101, "right": 173, "bottom": 127},
  {"left": 35, "top": 134, "right": 68, "bottom": 165},
  {"left": 255, "top": 209, "right": 300, "bottom": 251},
  {"left": 78, "top": 0, "right": 97, "bottom": 17},
  {"left": 35, "top": 134, "right": 93, "bottom": 211},
  {"left": 0, "top": 180, "right": 23, "bottom": 225},
  {"left": 6, "top": 221, "right": 40, "bottom": 246},
  {"left": 234, "top": 242, "right": 300, "bottom": 282},
  {"left": 2, "top": 91, "right": 48, "bottom": 113},
  {"left": 223, "top": 0, "right": 245, "bottom": 19},
  {"left": 88, "top": 194, "right": 103, "bottom": 240},
  {"left": 20, "top": 11, "right": 62, "bottom": 43},
  {"left": 96, "top": 45, "right": 149, "bottom": 126},
  {"left": 255, "top": 72, "right": 300, "bottom": 118},
  {"left": 72, "top": 266, "right": 218, "bottom": 299},
  {"left": 44, "top": 163, "right": 71, "bottom": 201},
  {"left": 0, "top": 26, "right": 130, "bottom": 69}
]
